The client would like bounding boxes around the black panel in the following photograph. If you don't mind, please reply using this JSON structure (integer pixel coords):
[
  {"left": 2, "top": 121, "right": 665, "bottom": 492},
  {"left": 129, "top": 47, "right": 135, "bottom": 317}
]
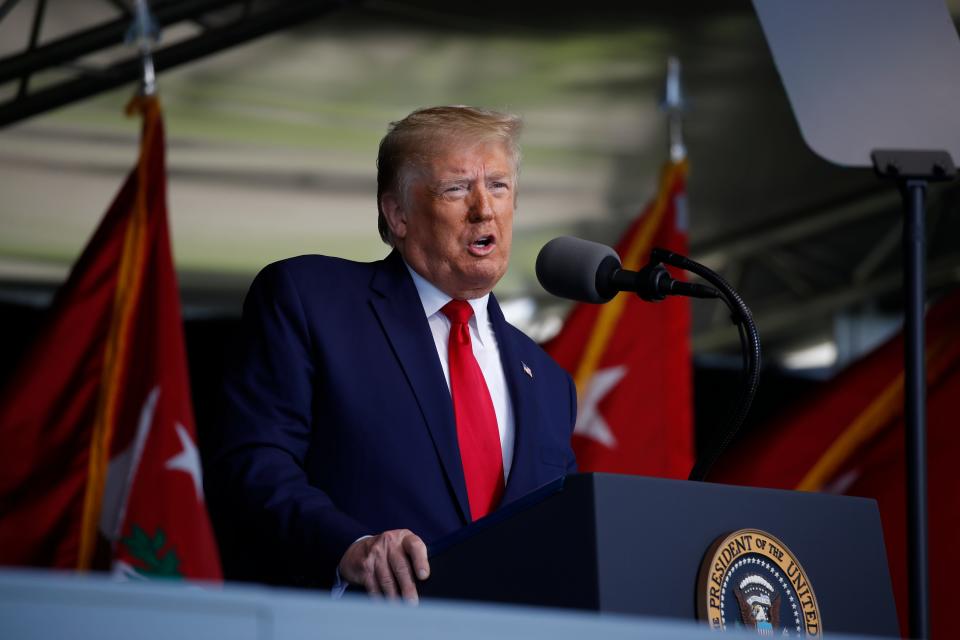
[{"left": 421, "top": 476, "right": 599, "bottom": 610}]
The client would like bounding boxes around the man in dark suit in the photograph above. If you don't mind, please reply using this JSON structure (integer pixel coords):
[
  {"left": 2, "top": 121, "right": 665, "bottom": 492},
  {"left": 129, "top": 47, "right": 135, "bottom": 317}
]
[{"left": 208, "top": 106, "right": 577, "bottom": 602}]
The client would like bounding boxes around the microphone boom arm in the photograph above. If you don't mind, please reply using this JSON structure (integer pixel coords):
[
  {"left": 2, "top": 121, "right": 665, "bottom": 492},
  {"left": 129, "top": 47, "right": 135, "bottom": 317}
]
[{"left": 648, "top": 248, "right": 762, "bottom": 482}]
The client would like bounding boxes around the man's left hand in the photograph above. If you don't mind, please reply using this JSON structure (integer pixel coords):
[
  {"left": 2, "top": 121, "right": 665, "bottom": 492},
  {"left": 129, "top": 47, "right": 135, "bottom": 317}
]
[{"left": 338, "top": 529, "right": 430, "bottom": 603}]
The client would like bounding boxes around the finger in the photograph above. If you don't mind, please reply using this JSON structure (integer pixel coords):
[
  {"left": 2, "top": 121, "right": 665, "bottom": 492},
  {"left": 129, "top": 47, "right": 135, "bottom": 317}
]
[
  {"left": 388, "top": 545, "right": 418, "bottom": 604},
  {"left": 402, "top": 533, "right": 431, "bottom": 581},
  {"left": 375, "top": 555, "right": 399, "bottom": 600},
  {"left": 363, "top": 573, "right": 382, "bottom": 600}
]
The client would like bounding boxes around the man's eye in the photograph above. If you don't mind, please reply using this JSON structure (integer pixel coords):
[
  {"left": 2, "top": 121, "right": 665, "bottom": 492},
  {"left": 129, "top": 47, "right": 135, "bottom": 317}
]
[{"left": 491, "top": 182, "right": 510, "bottom": 191}]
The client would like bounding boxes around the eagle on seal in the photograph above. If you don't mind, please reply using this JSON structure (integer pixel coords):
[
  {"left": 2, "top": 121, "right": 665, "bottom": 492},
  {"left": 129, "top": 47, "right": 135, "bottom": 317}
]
[{"left": 735, "top": 574, "right": 781, "bottom": 635}]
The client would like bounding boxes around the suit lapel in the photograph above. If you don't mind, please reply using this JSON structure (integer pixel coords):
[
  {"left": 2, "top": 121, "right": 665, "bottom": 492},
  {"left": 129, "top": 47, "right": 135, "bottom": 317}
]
[
  {"left": 488, "top": 294, "right": 540, "bottom": 505},
  {"left": 368, "top": 251, "right": 471, "bottom": 524}
]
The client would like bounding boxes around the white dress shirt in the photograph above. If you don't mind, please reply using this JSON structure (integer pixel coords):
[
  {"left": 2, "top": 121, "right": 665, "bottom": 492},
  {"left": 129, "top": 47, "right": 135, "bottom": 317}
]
[{"left": 405, "top": 263, "right": 516, "bottom": 481}]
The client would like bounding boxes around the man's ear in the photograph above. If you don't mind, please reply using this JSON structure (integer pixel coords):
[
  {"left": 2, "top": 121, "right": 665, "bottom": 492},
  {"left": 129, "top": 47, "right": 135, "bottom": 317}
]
[{"left": 381, "top": 192, "right": 407, "bottom": 241}]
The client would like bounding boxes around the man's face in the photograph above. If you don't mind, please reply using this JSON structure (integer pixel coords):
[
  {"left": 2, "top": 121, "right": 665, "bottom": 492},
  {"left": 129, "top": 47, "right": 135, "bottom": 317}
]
[{"left": 384, "top": 140, "right": 515, "bottom": 299}]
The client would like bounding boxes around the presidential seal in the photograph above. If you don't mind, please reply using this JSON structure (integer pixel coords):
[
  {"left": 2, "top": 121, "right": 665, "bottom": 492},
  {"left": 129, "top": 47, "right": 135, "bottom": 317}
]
[{"left": 696, "top": 529, "right": 822, "bottom": 637}]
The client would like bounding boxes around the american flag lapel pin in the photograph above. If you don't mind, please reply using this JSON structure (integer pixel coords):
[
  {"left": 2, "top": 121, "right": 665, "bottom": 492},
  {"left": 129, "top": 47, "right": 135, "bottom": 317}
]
[{"left": 521, "top": 361, "right": 533, "bottom": 379}]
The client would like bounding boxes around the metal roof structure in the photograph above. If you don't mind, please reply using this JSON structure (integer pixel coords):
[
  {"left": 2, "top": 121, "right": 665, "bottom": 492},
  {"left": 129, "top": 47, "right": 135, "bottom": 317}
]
[{"left": 1, "top": 0, "right": 959, "bottom": 371}]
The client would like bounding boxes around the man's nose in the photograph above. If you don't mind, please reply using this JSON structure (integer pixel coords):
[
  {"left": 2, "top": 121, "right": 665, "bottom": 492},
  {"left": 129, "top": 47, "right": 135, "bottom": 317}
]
[{"left": 468, "top": 185, "right": 495, "bottom": 221}]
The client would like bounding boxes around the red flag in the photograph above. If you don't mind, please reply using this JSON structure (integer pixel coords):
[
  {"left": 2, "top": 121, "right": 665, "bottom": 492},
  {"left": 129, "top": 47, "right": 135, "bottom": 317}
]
[
  {"left": 546, "top": 161, "right": 694, "bottom": 478},
  {"left": 0, "top": 96, "right": 221, "bottom": 581},
  {"left": 710, "top": 291, "right": 960, "bottom": 639}
]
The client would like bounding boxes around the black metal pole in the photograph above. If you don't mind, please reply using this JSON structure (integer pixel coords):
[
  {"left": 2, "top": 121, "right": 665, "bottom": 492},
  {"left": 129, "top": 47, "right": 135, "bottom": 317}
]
[
  {"left": 872, "top": 150, "right": 953, "bottom": 639},
  {"left": 0, "top": 0, "right": 241, "bottom": 85},
  {"left": 16, "top": 0, "right": 46, "bottom": 99},
  {"left": 903, "top": 179, "right": 929, "bottom": 639},
  {"left": 0, "top": 0, "right": 349, "bottom": 128}
]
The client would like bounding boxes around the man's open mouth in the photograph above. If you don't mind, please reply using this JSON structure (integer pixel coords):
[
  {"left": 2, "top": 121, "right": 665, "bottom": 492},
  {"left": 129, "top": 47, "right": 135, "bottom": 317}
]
[{"left": 469, "top": 235, "right": 496, "bottom": 255}]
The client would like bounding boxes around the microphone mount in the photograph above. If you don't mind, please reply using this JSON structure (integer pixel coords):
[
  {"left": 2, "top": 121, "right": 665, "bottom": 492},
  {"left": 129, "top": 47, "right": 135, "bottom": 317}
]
[{"left": 595, "top": 255, "right": 721, "bottom": 303}]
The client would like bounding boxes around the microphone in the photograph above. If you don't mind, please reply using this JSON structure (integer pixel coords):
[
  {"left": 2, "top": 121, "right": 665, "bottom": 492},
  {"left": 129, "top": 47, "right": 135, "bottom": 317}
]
[
  {"left": 535, "top": 236, "right": 719, "bottom": 303},
  {"left": 535, "top": 236, "right": 620, "bottom": 303}
]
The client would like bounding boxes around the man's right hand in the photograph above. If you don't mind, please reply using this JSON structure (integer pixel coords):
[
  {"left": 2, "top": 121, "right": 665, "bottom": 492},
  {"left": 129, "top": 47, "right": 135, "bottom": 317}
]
[{"left": 338, "top": 529, "right": 430, "bottom": 603}]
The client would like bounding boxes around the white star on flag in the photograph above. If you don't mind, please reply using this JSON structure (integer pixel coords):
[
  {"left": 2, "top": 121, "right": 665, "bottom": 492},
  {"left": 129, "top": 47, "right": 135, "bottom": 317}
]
[
  {"left": 165, "top": 423, "right": 204, "bottom": 503},
  {"left": 574, "top": 366, "right": 627, "bottom": 448},
  {"left": 100, "top": 386, "right": 160, "bottom": 541}
]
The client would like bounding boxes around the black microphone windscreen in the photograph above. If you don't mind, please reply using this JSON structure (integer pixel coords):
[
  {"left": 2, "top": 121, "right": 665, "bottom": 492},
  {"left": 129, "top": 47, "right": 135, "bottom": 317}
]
[{"left": 536, "top": 236, "right": 621, "bottom": 303}]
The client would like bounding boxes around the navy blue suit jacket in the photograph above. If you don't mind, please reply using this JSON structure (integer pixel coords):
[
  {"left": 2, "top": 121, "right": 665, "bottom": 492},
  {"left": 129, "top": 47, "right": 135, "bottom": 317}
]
[{"left": 207, "top": 250, "right": 577, "bottom": 586}]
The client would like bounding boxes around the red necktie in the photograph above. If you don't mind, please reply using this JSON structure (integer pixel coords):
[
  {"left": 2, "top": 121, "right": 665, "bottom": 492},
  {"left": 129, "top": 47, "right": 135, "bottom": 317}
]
[{"left": 441, "top": 299, "right": 505, "bottom": 520}]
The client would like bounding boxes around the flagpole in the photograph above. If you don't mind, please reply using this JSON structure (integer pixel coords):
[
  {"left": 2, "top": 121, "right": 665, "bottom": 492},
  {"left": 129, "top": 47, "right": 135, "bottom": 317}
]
[
  {"left": 128, "top": 0, "right": 159, "bottom": 97},
  {"left": 661, "top": 56, "right": 686, "bottom": 164},
  {"left": 657, "top": 58, "right": 765, "bottom": 482}
]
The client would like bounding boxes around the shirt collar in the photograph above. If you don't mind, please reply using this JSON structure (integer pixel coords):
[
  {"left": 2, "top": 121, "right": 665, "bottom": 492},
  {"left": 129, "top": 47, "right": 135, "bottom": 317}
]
[{"left": 404, "top": 260, "right": 491, "bottom": 347}]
